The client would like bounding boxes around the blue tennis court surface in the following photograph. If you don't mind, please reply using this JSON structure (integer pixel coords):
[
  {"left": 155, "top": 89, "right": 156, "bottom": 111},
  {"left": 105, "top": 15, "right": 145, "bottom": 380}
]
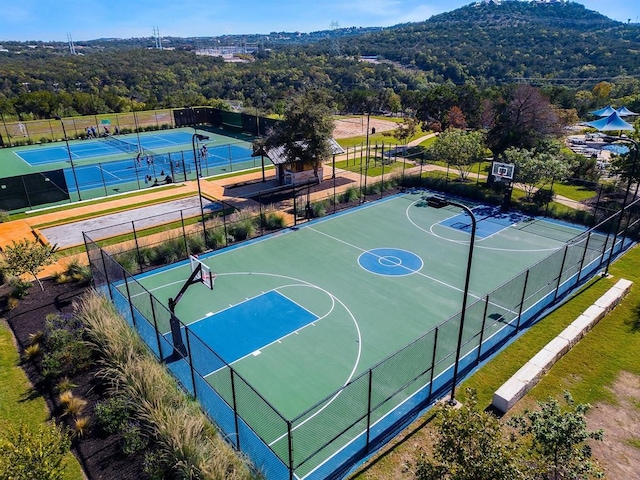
[
  {"left": 188, "top": 290, "right": 319, "bottom": 366},
  {"left": 440, "top": 206, "right": 530, "bottom": 238},
  {"left": 16, "top": 131, "right": 196, "bottom": 166}
]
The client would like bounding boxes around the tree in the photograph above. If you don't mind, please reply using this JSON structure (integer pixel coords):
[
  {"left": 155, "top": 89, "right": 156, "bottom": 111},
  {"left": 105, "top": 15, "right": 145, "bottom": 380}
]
[
  {"left": 487, "top": 85, "right": 563, "bottom": 155},
  {"left": 413, "top": 390, "right": 524, "bottom": 480},
  {"left": 260, "top": 90, "right": 334, "bottom": 179},
  {"left": 430, "top": 129, "right": 486, "bottom": 182},
  {"left": 0, "top": 422, "right": 71, "bottom": 480},
  {"left": 508, "top": 392, "right": 604, "bottom": 480},
  {"left": 502, "top": 146, "right": 571, "bottom": 199},
  {"left": 391, "top": 116, "right": 419, "bottom": 154},
  {"left": 2, "top": 239, "right": 58, "bottom": 291}
]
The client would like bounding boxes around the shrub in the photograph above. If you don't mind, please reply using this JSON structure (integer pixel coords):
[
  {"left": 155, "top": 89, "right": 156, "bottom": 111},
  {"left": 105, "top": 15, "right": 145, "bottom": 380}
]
[
  {"left": 41, "top": 313, "right": 93, "bottom": 380},
  {"left": 22, "top": 343, "right": 42, "bottom": 361},
  {"left": 264, "top": 211, "right": 286, "bottom": 230},
  {"left": 94, "top": 395, "right": 135, "bottom": 435},
  {"left": 58, "top": 390, "right": 74, "bottom": 406},
  {"left": 228, "top": 211, "right": 255, "bottom": 240},
  {"left": 65, "top": 259, "right": 92, "bottom": 283},
  {"left": 113, "top": 249, "right": 139, "bottom": 274},
  {"left": 121, "top": 421, "right": 149, "bottom": 455},
  {"left": 338, "top": 187, "right": 360, "bottom": 203},
  {"left": 187, "top": 233, "right": 206, "bottom": 255},
  {"left": 55, "top": 377, "right": 77, "bottom": 393},
  {"left": 143, "top": 450, "right": 170, "bottom": 480},
  {"left": 72, "top": 416, "right": 91, "bottom": 438},
  {"left": 63, "top": 396, "right": 87, "bottom": 417},
  {"left": 149, "top": 236, "right": 186, "bottom": 266},
  {"left": 0, "top": 210, "right": 10, "bottom": 222},
  {"left": 76, "top": 290, "right": 254, "bottom": 479},
  {"left": 9, "top": 277, "right": 32, "bottom": 299},
  {"left": 28, "top": 331, "right": 44, "bottom": 345},
  {"left": 0, "top": 422, "right": 70, "bottom": 480},
  {"left": 205, "top": 226, "right": 227, "bottom": 249},
  {"left": 311, "top": 200, "right": 329, "bottom": 218}
]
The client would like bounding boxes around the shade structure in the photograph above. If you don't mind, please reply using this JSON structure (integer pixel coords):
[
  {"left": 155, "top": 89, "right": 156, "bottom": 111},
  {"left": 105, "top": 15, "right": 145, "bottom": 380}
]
[
  {"left": 584, "top": 112, "right": 635, "bottom": 131},
  {"left": 616, "top": 106, "right": 638, "bottom": 117},
  {"left": 590, "top": 106, "right": 617, "bottom": 117}
]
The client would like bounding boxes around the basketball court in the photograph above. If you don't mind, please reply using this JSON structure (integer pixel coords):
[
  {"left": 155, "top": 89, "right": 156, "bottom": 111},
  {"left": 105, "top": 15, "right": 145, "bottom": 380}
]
[{"left": 100, "top": 188, "right": 613, "bottom": 479}]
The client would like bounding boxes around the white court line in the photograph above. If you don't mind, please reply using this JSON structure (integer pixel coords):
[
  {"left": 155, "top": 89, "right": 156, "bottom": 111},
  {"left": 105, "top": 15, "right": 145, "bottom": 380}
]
[
  {"left": 97, "top": 165, "right": 122, "bottom": 180},
  {"left": 202, "top": 284, "right": 337, "bottom": 370},
  {"left": 307, "top": 226, "right": 474, "bottom": 299}
]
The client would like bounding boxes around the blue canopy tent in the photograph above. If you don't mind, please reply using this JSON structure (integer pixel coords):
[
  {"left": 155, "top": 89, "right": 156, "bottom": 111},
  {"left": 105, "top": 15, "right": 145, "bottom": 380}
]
[
  {"left": 616, "top": 106, "right": 638, "bottom": 117},
  {"left": 584, "top": 112, "right": 635, "bottom": 131},
  {"left": 589, "top": 106, "right": 617, "bottom": 117}
]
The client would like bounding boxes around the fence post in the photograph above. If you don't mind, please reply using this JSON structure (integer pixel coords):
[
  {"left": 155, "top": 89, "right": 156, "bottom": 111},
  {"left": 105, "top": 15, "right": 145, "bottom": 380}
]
[
  {"left": 288, "top": 421, "right": 294, "bottom": 480},
  {"left": 222, "top": 207, "right": 229, "bottom": 247},
  {"left": 553, "top": 245, "right": 570, "bottom": 302},
  {"left": 259, "top": 202, "right": 264, "bottom": 237},
  {"left": 477, "top": 295, "right": 490, "bottom": 362},
  {"left": 576, "top": 233, "right": 591, "bottom": 284},
  {"left": 149, "top": 294, "right": 163, "bottom": 359},
  {"left": 230, "top": 369, "right": 241, "bottom": 450},
  {"left": 516, "top": 270, "right": 530, "bottom": 331},
  {"left": 99, "top": 249, "right": 112, "bottom": 299},
  {"left": 181, "top": 211, "right": 189, "bottom": 257},
  {"left": 380, "top": 143, "right": 385, "bottom": 199},
  {"left": 365, "top": 369, "right": 373, "bottom": 453},
  {"left": 184, "top": 329, "right": 197, "bottom": 399},
  {"left": 123, "top": 276, "right": 137, "bottom": 329},
  {"left": 428, "top": 327, "right": 438, "bottom": 401},
  {"left": 132, "top": 222, "right": 143, "bottom": 274}
]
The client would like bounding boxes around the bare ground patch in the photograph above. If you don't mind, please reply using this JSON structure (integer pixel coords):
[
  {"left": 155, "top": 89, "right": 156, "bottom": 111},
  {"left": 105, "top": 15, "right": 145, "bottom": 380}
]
[
  {"left": 588, "top": 371, "right": 640, "bottom": 479},
  {"left": 333, "top": 117, "right": 398, "bottom": 139}
]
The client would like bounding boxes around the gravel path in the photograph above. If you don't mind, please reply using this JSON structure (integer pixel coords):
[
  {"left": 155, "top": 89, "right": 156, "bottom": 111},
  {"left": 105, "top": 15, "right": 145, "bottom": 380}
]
[{"left": 41, "top": 196, "right": 217, "bottom": 248}]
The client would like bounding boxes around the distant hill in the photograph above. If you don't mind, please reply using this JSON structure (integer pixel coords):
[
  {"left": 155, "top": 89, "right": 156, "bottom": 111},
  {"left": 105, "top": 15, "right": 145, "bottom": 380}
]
[{"left": 331, "top": 1, "right": 640, "bottom": 84}]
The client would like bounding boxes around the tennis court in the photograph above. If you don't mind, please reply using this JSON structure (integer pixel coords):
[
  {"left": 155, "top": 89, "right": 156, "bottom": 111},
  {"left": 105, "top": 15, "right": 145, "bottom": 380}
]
[
  {"left": 4, "top": 128, "right": 254, "bottom": 202},
  {"left": 91, "top": 189, "right": 619, "bottom": 479}
]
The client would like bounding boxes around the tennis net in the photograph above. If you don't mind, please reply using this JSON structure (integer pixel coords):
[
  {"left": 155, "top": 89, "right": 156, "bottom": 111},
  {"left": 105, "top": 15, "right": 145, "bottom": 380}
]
[{"left": 102, "top": 135, "right": 138, "bottom": 153}]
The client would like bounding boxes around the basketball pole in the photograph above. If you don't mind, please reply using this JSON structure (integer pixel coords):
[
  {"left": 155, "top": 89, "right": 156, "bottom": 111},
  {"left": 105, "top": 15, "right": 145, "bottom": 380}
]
[{"left": 427, "top": 196, "right": 477, "bottom": 405}]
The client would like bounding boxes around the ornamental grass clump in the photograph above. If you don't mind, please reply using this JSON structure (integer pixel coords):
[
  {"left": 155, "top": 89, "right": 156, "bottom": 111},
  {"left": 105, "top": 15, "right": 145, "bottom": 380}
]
[{"left": 75, "top": 290, "right": 255, "bottom": 480}]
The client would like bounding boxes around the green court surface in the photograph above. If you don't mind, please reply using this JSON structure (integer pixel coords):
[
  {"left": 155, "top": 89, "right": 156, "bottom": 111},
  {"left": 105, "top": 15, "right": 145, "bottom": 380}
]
[{"left": 128, "top": 190, "right": 596, "bottom": 478}]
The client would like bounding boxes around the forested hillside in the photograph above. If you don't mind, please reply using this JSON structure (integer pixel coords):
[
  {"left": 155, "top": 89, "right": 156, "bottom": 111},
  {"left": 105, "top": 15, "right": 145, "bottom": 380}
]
[
  {"left": 0, "top": 1, "right": 639, "bottom": 120},
  {"left": 335, "top": 1, "right": 640, "bottom": 84}
]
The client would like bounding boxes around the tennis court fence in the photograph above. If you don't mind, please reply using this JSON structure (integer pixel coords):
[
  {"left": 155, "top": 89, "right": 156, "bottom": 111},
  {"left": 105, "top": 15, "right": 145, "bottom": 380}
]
[{"left": 83, "top": 194, "right": 639, "bottom": 480}]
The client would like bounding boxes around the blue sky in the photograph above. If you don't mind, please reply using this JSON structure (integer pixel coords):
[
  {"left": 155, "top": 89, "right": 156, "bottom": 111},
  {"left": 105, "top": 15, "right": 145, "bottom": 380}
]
[{"left": 1, "top": 0, "right": 637, "bottom": 42}]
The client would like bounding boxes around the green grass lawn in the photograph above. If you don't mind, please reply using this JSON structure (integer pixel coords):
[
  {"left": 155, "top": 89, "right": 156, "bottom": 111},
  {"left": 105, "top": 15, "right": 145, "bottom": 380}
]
[
  {"left": 334, "top": 157, "right": 407, "bottom": 176},
  {"left": 552, "top": 181, "right": 599, "bottom": 202},
  {"left": 0, "top": 321, "right": 84, "bottom": 480},
  {"left": 462, "top": 244, "right": 640, "bottom": 409}
]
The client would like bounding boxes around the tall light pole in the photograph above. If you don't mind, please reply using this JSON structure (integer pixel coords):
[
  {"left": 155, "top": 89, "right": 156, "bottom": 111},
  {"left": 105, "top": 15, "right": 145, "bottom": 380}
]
[
  {"left": 603, "top": 135, "right": 639, "bottom": 274},
  {"left": 427, "top": 195, "right": 476, "bottom": 405},
  {"left": 192, "top": 132, "right": 210, "bottom": 233},
  {"left": 55, "top": 116, "right": 82, "bottom": 201}
]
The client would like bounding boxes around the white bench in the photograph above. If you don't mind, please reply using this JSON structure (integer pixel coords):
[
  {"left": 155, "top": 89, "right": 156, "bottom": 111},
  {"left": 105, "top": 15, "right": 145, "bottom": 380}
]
[{"left": 492, "top": 279, "right": 632, "bottom": 414}]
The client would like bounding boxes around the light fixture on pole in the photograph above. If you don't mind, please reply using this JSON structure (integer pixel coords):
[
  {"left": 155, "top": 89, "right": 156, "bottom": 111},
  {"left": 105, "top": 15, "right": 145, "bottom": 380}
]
[
  {"left": 54, "top": 115, "right": 82, "bottom": 201},
  {"left": 426, "top": 195, "right": 476, "bottom": 405},
  {"left": 602, "top": 135, "right": 639, "bottom": 274},
  {"left": 192, "top": 132, "right": 210, "bottom": 232}
]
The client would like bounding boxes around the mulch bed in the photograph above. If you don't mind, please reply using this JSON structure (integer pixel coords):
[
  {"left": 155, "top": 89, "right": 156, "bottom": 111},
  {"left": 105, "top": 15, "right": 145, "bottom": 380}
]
[{"left": 3, "top": 279, "right": 145, "bottom": 480}]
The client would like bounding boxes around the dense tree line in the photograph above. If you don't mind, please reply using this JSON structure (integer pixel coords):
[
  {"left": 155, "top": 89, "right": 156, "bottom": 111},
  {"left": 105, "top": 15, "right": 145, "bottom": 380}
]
[{"left": 0, "top": 1, "right": 639, "bottom": 122}]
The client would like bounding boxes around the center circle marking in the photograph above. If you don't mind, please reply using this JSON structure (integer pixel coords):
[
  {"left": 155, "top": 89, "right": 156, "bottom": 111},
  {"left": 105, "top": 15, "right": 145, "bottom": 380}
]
[{"left": 358, "top": 248, "right": 423, "bottom": 276}]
